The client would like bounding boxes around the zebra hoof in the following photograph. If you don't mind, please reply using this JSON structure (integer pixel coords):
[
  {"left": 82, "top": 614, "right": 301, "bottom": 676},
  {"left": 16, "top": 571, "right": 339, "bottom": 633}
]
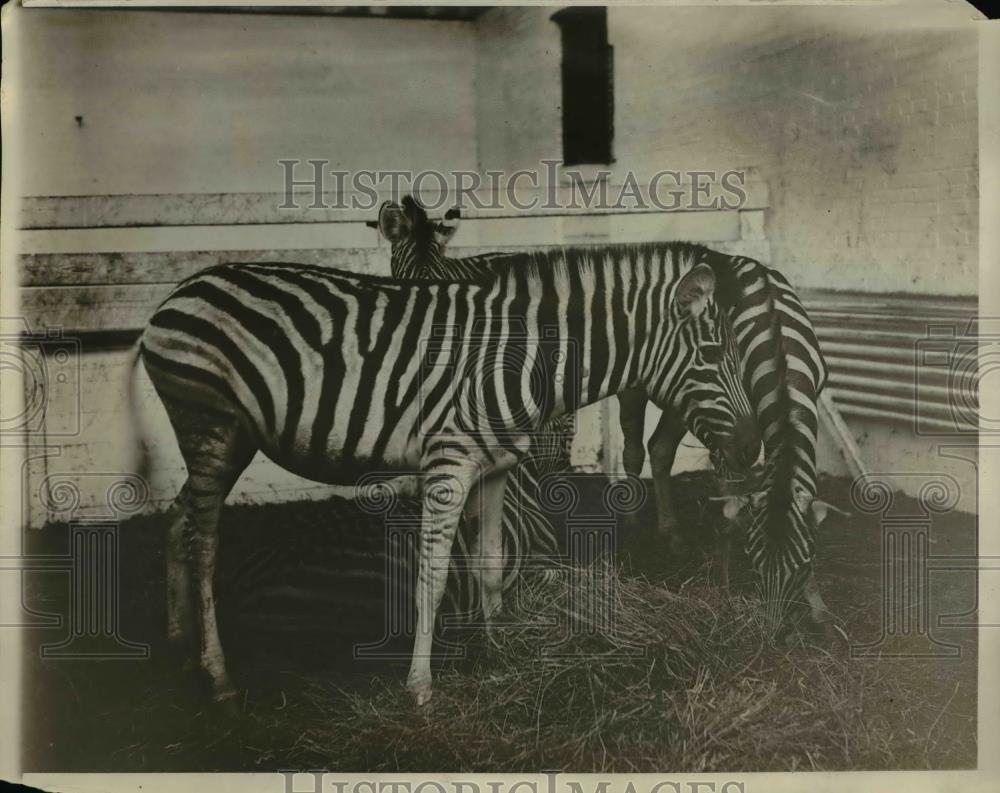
[
  {"left": 406, "top": 668, "right": 434, "bottom": 706},
  {"left": 408, "top": 681, "right": 434, "bottom": 707},
  {"left": 208, "top": 690, "right": 242, "bottom": 722},
  {"left": 212, "top": 683, "right": 239, "bottom": 705}
]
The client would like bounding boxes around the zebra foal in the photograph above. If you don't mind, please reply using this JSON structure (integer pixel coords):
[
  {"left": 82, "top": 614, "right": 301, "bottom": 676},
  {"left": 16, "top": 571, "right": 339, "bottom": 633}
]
[{"left": 137, "top": 246, "right": 749, "bottom": 705}]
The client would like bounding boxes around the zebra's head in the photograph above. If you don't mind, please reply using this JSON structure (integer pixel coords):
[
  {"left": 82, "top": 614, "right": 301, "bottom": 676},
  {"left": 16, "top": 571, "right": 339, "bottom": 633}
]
[
  {"left": 650, "top": 262, "right": 759, "bottom": 478},
  {"left": 717, "top": 481, "right": 847, "bottom": 632},
  {"left": 367, "top": 195, "right": 459, "bottom": 277}
]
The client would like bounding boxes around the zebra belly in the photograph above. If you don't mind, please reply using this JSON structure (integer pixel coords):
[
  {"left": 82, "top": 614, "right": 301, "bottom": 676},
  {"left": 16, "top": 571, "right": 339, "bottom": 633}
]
[{"left": 259, "top": 422, "right": 426, "bottom": 488}]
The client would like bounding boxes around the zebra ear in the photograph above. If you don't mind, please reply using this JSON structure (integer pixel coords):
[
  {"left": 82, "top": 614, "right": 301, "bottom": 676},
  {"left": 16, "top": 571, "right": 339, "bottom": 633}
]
[
  {"left": 377, "top": 200, "right": 412, "bottom": 244},
  {"left": 435, "top": 217, "right": 460, "bottom": 244},
  {"left": 810, "top": 498, "right": 850, "bottom": 526},
  {"left": 794, "top": 484, "right": 849, "bottom": 526},
  {"left": 749, "top": 490, "right": 768, "bottom": 510},
  {"left": 674, "top": 263, "right": 716, "bottom": 319}
]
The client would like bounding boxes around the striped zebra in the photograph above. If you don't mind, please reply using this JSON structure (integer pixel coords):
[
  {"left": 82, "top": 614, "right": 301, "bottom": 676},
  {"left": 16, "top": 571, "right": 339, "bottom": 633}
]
[
  {"left": 136, "top": 245, "right": 749, "bottom": 704},
  {"left": 371, "top": 196, "right": 759, "bottom": 557},
  {"left": 369, "top": 198, "right": 575, "bottom": 585},
  {"left": 374, "top": 197, "right": 840, "bottom": 631},
  {"left": 699, "top": 251, "right": 846, "bottom": 630}
]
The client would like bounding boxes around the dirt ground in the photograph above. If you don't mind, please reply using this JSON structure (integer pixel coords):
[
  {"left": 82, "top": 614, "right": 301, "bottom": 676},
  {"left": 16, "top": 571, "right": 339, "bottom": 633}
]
[{"left": 20, "top": 471, "right": 977, "bottom": 772}]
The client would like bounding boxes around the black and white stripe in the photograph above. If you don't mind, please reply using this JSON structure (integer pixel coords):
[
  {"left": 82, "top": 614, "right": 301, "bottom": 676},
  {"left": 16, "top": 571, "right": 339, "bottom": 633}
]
[
  {"left": 139, "top": 243, "right": 749, "bottom": 703},
  {"left": 618, "top": 244, "right": 833, "bottom": 629},
  {"left": 373, "top": 197, "right": 572, "bottom": 591},
  {"left": 379, "top": 198, "right": 759, "bottom": 563},
  {"left": 722, "top": 254, "right": 832, "bottom": 629}
]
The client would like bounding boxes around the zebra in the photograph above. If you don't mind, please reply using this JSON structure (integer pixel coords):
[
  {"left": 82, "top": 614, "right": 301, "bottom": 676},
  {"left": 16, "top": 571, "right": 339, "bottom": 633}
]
[
  {"left": 367, "top": 198, "right": 576, "bottom": 586},
  {"left": 371, "top": 196, "right": 759, "bottom": 563},
  {"left": 696, "top": 251, "right": 846, "bottom": 631},
  {"left": 373, "top": 197, "right": 842, "bottom": 632},
  {"left": 135, "top": 245, "right": 750, "bottom": 705}
]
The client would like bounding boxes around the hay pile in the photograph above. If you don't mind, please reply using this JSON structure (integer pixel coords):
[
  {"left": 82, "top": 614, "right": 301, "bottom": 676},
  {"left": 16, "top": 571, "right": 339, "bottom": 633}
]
[{"left": 253, "top": 561, "right": 921, "bottom": 772}]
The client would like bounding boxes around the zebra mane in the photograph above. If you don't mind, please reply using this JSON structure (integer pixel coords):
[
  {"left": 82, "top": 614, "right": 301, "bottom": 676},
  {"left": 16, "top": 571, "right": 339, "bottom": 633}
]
[{"left": 435, "top": 242, "right": 725, "bottom": 296}]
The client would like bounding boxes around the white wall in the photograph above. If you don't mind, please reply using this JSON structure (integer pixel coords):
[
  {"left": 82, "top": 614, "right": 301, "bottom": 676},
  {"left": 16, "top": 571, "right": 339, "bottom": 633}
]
[
  {"left": 13, "top": 8, "right": 481, "bottom": 525},
  {"left": 13, "top": 6, "right": 982, "bottom": 523},
  {"left": 476, "top": 5, "right": 978, "bottom": 297},
  {"left": 608, "top": 5, "right": 977, "bottom": 296},
  {"left": 472, "top": 4, "right": 981, "bottom": 511},
  {"left": 15, "top": 9, "right": 479, "bottom": 196}
]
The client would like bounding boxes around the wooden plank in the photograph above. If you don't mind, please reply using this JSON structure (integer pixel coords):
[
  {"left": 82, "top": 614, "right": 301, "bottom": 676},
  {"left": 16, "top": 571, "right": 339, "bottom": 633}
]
[
  {"left": 29, "top": 239, "right": 753, "bottom": 290},
  {"left": 20, "top": 211, "right": 743, "bottom": 257},
  {"left": 457, "top": 211, "right": 741, "bottom": 248},
  {"left": 20, "top": 212, "right": 751, "bottom": 290},
  {"left": 21, "top": 284, "right": 175, "bottom": 334},
  {"left": 20, "top": 248, "right": 387, "bottom": 288},
  {"left": 818, "top": 391, "right": 869, "bottom": 481},
  {"left": 20, "top": 237, "right": 767, "bottom": 292},
  {"left": 17, "top": 222, "right": 381, "bottom": 256},
  {"left": 20, "top": 181, "right": 770, "bottom": 229}
]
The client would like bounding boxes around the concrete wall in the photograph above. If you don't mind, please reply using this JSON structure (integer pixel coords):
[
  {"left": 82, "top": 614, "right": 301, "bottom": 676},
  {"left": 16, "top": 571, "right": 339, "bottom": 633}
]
[{"left": 476, "top": 8, "right": 562, "bottom": 175}]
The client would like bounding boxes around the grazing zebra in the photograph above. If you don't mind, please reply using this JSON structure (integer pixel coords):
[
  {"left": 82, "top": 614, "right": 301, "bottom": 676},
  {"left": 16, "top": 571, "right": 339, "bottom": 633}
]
[
  {"left": 369, "top": 198, "right": 575, "bottom": 585},
  {"left": 612, "top": 250, "right": 843, "bottom": 629},
  {"left": 371, "top": 196, "right": 759, "bottom": 556},
  {"left": 698, "top": 251, "right": 845, "bottom": 630},
  {"left": 374, "top": 197, "right": 840, "bottom": 631},
  {"left": 136, "top": 245, "right": 749, "bottom": 704}
]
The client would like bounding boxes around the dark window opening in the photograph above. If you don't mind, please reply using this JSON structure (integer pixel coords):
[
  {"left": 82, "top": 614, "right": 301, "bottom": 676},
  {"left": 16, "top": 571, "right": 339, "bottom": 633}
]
[{"left": 552, "top": 7, "right": 614, "bottom": 166}]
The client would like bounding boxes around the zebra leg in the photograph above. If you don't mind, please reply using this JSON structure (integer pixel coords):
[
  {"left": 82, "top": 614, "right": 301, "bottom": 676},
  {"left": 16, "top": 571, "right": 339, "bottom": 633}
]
[
  {"left": 163, "top": 402, "right": 256, "bottom": 702},
  {"left": 803, "top": 573, "right": 832, "bottom": 626},
  {"left": 407, "top": 462, "right": 475, "bottom": 706},
  {"left": 647, "top": 409, "right": 689, "bottom": 555},
  {"left": 618, "top": 388, "right": 648, "bottom": 530},
  {"left": 165, "top": 483, "right": 195, "bottom": 659},
  {"left": 717, "top": 523, "right": 732, "bottom": 591},
  {"left": 385, "top": 474, "right": 422, "bottom": 499},
  {"left": 468, "top": 469, "right": 510, "bottom": 625}
]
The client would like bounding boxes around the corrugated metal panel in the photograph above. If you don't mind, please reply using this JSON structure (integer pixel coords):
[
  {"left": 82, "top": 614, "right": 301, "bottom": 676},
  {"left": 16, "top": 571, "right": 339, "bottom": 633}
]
[{"left": 801, "top": 290, "right": 979, "bottom": 435}]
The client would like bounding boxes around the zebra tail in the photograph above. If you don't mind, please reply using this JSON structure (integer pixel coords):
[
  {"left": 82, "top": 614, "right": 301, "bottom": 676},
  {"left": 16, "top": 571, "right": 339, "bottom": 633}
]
[
  {"left": 762, "top": 275, "right": 797, "bottom": 537},
  {"left": 126, "top": 341, "right": 153, "bottom": 486}
]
